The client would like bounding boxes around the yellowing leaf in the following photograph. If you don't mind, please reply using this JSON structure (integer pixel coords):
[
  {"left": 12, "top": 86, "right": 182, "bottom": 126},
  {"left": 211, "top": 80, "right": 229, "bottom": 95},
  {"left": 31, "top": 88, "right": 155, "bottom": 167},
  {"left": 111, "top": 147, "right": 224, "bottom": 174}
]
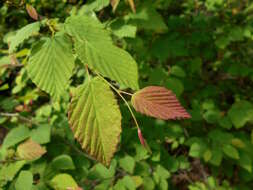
[
  {"left": 27, "top": 33, "right": 75, "bottom": 100},
  {"left": 17, "top": 139, "right": 46, "bottom": 161},
  {"left": 68, "top": 77, "right": 122, "bottom": 166},
  {"left": 131, "top": 86, "right": 191, "bottom": 120}
]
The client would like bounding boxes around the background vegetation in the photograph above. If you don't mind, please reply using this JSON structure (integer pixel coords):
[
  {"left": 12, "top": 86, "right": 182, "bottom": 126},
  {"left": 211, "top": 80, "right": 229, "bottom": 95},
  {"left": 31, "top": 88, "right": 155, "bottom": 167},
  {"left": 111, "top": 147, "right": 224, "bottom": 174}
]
[{"left": 1, "top": 0, "right": 253, "bottom": 189}]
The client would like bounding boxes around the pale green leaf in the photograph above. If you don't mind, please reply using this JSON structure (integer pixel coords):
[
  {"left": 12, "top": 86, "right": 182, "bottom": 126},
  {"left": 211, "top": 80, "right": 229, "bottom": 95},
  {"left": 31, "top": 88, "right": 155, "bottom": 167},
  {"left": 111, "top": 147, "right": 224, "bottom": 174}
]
[
  {"left": 68, "top": 77, "right": 122, "bottom": 166},
  {"left": 50, "top": 174, "right": 78, "bottom": 190},
  {"left": 228, "top": 101, "right": 253, "bottom": 128},
  {"left": 15, "top": 171, "right": 33, "bottom": 190},
  {"left": 0, "top": 161, "right": 26, "bottom": 187},
  {"left": 2, "top": 125, "right": 30, "bottom": 149},
  {"left": 65, "top": 15, "right": 139, "bottom": 90},
  {"left": 9, "top": 22, "right": 40, "bottom": 53},
  {"left": 30, "top": 124, "right": 51, "bottom": 144},
  {"left": 119, "top": 155, "right": 135, "bottom": 174},
  {"left": 27, "top": 33, "right": 75, "bottom": 100}
]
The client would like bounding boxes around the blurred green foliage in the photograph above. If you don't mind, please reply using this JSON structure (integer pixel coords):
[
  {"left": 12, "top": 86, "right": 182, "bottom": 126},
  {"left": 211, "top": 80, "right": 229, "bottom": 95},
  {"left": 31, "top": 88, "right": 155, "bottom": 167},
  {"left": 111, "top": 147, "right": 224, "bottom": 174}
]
[{"left": 1, "top": 0, "right": 253, "bottom": 189}]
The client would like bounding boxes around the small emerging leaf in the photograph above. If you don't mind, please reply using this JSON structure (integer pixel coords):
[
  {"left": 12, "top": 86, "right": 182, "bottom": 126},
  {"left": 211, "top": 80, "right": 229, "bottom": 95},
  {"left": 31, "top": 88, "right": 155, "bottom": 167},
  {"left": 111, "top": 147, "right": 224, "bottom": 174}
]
[
  {"left": 17, "top": 139, "right": 46, "bottom": 161},
  {"left": 26, "top": 4, "right": 38, "bottom": 20},
  {"left": 131, "top": 86, "right": 191, "bottom": 120}
]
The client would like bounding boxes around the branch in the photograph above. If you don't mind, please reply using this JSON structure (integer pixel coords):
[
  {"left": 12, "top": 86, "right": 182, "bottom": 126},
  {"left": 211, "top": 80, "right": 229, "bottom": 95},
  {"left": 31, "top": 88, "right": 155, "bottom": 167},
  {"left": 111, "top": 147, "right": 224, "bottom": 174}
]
[{"left": 0, "top": 112, "right": 38, "bottom": 126}]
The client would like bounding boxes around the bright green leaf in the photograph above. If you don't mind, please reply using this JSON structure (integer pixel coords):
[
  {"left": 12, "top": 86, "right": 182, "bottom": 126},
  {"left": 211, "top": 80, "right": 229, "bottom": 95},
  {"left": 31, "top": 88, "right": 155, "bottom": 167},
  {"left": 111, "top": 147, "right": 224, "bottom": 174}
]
[
  {"left": 27, "top": 33, "right": 75, "bottom": 100},
  {"left": 9, "top": 22, "right": 40, "bottom": 53},
  {"left": 2, "top": 125, "right": 30, "bottom": 149},
  {"left": 15, "top": 171, "right": 33, "bottom": 190},
  {"left": 65, "top": 15, "right": 139, "bottom": 90},
  {"left": 119, "top": 155, "right": 135, "bottom": 174}
]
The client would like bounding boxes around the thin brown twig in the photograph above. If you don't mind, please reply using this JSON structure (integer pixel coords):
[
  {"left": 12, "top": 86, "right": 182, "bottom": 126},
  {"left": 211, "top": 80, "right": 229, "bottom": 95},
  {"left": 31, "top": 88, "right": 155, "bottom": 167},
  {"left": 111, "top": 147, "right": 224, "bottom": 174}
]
[{"left": 0, "top": 112, "right": 38, "bottom": 126}]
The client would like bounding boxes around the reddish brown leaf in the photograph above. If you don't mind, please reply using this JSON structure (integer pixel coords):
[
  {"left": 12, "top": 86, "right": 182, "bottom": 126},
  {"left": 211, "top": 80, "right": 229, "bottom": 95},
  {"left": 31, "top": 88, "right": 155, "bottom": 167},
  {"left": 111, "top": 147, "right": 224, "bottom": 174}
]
[
  {"left": 131, "top": 86, "right": 191, "bottom": 120},
  {"left": 26, "top": 4, "right": 38, "bottom": 20}
]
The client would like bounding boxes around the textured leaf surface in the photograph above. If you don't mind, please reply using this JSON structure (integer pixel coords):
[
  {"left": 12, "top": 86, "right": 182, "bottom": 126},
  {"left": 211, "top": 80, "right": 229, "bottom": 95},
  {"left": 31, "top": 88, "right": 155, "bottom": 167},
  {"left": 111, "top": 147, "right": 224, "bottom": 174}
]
[
  {"left": 65, "top": 16, "right": 139, "bottom": 90},
  {"left": 9, "top": 22, "right": 40, "bottom": 53},
  {"left": 27, "top": 34, "right": 75, "bottom": 99},
  {"left": 17, "top": 139, "right": 46, "bottom": 161},
  {"left": 68, "top": 77, "right": 121, "bottom": 166},
  {"left": 131, "top": 86, "right": 191, "bottom": 120}
]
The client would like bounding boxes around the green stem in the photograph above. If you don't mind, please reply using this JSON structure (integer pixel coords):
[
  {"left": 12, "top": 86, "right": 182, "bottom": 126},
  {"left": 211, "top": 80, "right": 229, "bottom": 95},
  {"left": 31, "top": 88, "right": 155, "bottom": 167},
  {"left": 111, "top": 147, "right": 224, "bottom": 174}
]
[{"left": 94, "top": 71, "right": 140, "bottom": 129}]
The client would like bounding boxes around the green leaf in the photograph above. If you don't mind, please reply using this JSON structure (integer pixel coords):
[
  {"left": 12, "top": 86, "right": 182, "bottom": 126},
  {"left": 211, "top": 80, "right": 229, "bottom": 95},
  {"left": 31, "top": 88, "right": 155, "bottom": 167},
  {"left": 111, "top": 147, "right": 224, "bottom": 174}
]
[
  {"left": 80, "top": 0, "right": 110, "bottom": 12},
  {"left": 228, "top": 101, "right": 253, "bottom": 128},
  {"left": 2, "top": 125, "right": 30, "bottom": 149},
  {"left": 222, "top": 144, "right": 239, "bottom": 160},
  {"left": 65, "top": 15, "right": 139, "bottom": 90},
  {"left": 15, "top": 171, "right": 33, "bottom": 190},
  {"left": 50, "top": 174, "right": 78, "bottom": 190},
  {"left": 119, "top": 155, "right": 135, "bottom": 174},
  {"left": 155, "top": 165, "right": 170, "bottom": 179},
  {"left": 51, "top": 155, "right": 75, "bottom": 170},
  {"left": 9, "top": 22, "right": 40, "bottom": 53},
  {"left": 17, "top": 139, "right": 46, "bottom": 161},
  {"left": 126, "top": 3, "right": 168, "bottom": 32},
  {"left": 109, "top": 19, "right": 137, "bottom": 38},
  {"left": 88, "top": 160, "right": 117, "bottom": 179},
  {"left": 30, "top": 124, "right": 51, "bottom": 144},
  {"left": 189, "top": 142, "right": 207, "bottom": 158},
  {"left": 142, "top": 177, "right": 155, "bottom": 190},
  {"left": 68, "top": 77, "right": 122, "bottom": 166},
  {"left": 114, "top": 176, "right": 136, "bottom": 190},
  {"left": 0, "top": 161, "right": 26, "bottom": 187},
  {"left": 26, "top": 33, "right": 75, "bottom": 100},
  {"left": 238, "top": 152, "right": 252, "bottom": 173},
  {"left": 169, "top": 66, "right": 186, "bottom": 78}
]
